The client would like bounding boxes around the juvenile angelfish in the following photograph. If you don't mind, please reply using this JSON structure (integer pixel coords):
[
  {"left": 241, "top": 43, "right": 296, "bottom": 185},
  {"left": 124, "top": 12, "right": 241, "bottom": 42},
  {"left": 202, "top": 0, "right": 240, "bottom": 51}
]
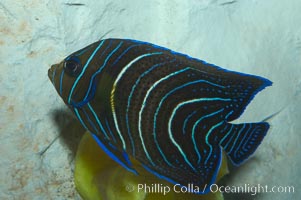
[{"left": 48, "top": 38, "right": 272, "bottom": 194}]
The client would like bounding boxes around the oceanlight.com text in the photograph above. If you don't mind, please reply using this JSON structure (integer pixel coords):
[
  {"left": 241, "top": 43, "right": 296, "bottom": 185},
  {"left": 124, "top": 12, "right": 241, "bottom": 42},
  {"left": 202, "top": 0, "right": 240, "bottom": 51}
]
[{"left": 210, "top": 183, "right": 295, "bottom": 195}]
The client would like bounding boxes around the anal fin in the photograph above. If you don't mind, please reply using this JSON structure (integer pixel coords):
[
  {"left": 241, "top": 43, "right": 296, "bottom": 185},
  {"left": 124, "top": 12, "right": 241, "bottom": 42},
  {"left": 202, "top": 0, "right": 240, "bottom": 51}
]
[{"left": 91, "top": 133, "right": 138, "bottom": 175}]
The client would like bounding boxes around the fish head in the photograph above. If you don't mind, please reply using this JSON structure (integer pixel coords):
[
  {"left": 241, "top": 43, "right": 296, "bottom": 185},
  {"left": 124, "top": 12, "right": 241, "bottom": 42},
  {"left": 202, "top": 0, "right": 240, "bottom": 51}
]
[{"left": 48, "top": 42, "right": 102, "bottom": 108}]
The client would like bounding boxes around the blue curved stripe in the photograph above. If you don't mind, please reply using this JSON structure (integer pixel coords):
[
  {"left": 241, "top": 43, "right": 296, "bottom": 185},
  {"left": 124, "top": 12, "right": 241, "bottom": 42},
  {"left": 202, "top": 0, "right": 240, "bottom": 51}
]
[
  {"left": 234, "top": 124, "right": 251, "bottom": 157},
  {"left": 223, "top": 124, "right": 236, "bottom": 150},
  {"left": 225, "top": 110, "right": 234, "bottom": 120},
  {"left": 68, "top": 40, "right": 106, "bottom": 104},
  {"left": 87, "top": 103, "right": 109, "bottom": 139},
  {"left": 111, "top": 52, "right": 163, "bottom": 153},
  {"left": 111, "top": 44, "right": 141, "bottom": 66},
  {"left": 82, "top": 42, "right": 123, "bottom": 102},
  {"left": 126, "top": 59, "right": 176, "bottom": 156},
  {"left": 105, "top": 118, "right": 116, "bottom": 143},
  {"left": 219, "top": 123, "right": 233, "bottom": 146},
  {"left": 168, "top": 99, "right": 229, "bottom": 170},
  {"left": 191, "top": 108, "right": 224, "bottom": 164},
  {"left": 81, "top": 107, "right": 99, "bottom": 133},
  {"left": 220, "top": 123, "right": 229, "bottom": 134},
  {"left": 141, "top": 147, "right": 222, "bottom": 195},
  {"left": 154, "top": 74, "right": 229, "bottom": 169},
  {"left": 229, "top": 124, "right": 246, "bottom": 154},
  {"left": 149, "top": 68, "right": 197, "bottom": 170},
  {"left": 204, "top": 121, "right": 224, "bottom": 164},
  {"left": 149, "top": 68, "right": 190, "bottom": 167},
  {"left": 73, "top": 108, "right": 88, "bottom": 130},
  {"left": 242, "top": 126, "right": 258, "bottom": 151},
  {"left": 182, "top": 110, "right": 197, "bottom": 135}
]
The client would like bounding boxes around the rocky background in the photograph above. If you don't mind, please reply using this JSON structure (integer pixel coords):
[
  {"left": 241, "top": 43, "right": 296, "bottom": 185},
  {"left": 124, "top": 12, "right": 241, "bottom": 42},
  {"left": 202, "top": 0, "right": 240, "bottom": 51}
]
[{"left": 0, "top": 0, "right": 300, "bottom": 199}]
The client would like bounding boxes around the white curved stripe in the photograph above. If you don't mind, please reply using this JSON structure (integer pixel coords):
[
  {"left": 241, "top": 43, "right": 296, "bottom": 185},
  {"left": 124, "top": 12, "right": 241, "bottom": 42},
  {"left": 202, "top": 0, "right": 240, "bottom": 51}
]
[
  {"left": 139, "top": 68, "right": 189, "bottom": 166},
  {"left": 110, "top": 52, "right": 162, "bottom": 150},
  {"left": 169, "top": 98, "right": 230, "bottom": 170}
]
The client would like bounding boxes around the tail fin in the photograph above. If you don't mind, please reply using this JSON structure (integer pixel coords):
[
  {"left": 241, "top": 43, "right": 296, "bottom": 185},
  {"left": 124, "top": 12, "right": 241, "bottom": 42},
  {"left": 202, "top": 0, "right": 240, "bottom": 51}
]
[{"left": 219, "top": 122, "right": 269, "bottom": 166}]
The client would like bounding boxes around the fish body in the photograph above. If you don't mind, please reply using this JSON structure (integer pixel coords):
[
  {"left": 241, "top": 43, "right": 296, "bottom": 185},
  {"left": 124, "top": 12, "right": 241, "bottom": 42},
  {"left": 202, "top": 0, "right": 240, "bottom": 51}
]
[{"left": 48, "top": 38, "right": 272, "bottom": 194}]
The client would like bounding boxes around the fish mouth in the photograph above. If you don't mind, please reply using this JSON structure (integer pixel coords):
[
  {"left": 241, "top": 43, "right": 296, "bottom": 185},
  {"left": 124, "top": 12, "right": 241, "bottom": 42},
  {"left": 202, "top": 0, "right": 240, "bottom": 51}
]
[{"left": 48, "top": 64, "right": 58, "bottom": 84}]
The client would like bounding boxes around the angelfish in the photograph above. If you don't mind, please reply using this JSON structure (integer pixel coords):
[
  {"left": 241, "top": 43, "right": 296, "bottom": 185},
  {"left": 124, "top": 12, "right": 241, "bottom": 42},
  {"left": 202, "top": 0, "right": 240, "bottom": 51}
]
[{"left": 48, "top": 38, "right": 272, "bottom": 194}]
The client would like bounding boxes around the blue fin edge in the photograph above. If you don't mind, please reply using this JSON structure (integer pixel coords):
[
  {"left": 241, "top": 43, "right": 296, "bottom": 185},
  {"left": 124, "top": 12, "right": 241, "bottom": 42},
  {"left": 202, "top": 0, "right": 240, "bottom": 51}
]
[
  {"left": 109, "top": 38, "right": 273, "bottom": 85},
  {"left": 141, "top": 147, "right": 223, "bottom": 195},
  {"left": 91, "top": 133, "right": 138, "bottom": 175}
]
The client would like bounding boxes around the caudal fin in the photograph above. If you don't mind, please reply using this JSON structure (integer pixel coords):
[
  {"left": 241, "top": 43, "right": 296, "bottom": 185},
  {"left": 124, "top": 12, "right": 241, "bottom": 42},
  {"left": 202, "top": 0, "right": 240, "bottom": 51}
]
[{"left": 219, "top": 122, "right": 269, "bottom": 166}]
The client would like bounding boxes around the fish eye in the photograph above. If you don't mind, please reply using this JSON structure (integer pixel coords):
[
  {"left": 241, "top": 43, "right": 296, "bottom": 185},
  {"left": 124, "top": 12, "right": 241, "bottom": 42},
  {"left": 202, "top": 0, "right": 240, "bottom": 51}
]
[{"left": 64, "top": 56, "right": 82, "bottom": 76}]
